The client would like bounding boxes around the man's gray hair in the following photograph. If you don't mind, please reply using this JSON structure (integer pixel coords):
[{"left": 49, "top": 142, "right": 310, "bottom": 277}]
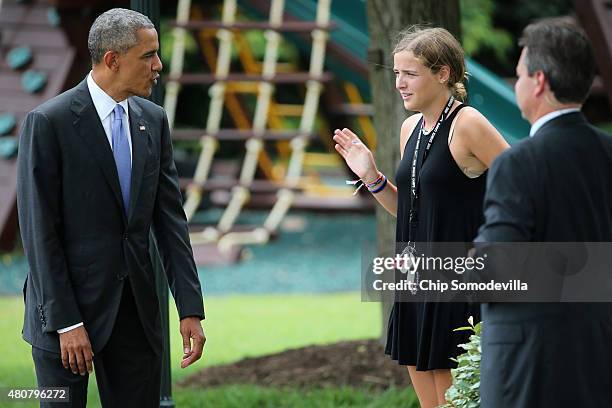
[
  {"left": 518, "top": 17, "right": 595, "bottom": 104},
  {"left": 88, "top": 8, "right": 155, "bottom": 64}
]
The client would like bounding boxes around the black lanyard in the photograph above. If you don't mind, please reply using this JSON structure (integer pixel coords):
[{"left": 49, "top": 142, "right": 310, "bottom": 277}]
[{"left": 408, "top": 96, "right": 455, "bottom": 239}]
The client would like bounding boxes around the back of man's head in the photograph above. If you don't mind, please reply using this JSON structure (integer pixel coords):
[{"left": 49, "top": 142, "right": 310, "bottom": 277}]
[{"left": 519, "top": 17, "right": 596, "bottom": 104}]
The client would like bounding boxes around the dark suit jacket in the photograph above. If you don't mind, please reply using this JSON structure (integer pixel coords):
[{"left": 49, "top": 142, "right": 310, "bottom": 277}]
[
  {"left": 475, "top": 112, "right": 612, "bottom": 407},
  {"left": 17, "top": 78, "right": 205, "bottom": 355}
]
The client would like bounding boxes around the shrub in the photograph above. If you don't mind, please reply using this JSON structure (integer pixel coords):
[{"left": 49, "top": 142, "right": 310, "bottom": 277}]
[{"left": 442, "top": 317, "right": 482, "bottom": 408}]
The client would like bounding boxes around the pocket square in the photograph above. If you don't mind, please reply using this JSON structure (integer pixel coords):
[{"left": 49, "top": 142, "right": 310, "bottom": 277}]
[{"left": 139, "top": 125, "right": 146, "bottom": 131}]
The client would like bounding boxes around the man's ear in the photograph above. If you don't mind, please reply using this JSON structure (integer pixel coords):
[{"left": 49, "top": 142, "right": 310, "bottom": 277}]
[
  {"left": 533, "top": 70, "right": 547, "bottom": 98},
  {"left": 102, "top": 51, "right": 119, "bottom": 72}
]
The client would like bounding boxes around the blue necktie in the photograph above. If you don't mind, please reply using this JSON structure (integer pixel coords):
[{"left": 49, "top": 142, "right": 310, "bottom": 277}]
[{"left": 111, "top": 104, "right": 131, "bottom": 216}]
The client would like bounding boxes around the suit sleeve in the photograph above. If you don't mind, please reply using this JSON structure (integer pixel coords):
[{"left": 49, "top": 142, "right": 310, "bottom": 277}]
[
  {"left": 17, "top": 110, "right": 83, "bottom": 332},
  {"left": 152, "top": 108, "right": 205, "bottom": 320},
  {"left": 475, "top": 148, "right": 536, "bottom": 243},
  {"left": 462, "top": 148, "right": 538, "bottom": 296}
]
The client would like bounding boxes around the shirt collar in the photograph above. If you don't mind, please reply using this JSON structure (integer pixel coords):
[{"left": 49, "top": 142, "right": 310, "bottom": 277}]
[
  {"left": 86, "top": 72, "right": 129, "bottom": 122},
  {"left": 529, "top": 108, "right": 581, "bottom": 137}
]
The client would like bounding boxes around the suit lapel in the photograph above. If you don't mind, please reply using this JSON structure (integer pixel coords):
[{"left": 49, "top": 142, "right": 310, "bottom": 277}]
[
  {"left": 71, "top": 80, "right": 125, "bottom": 220},
  {"left": 127, "top": 98, "right": 149, "bottom": 221}
]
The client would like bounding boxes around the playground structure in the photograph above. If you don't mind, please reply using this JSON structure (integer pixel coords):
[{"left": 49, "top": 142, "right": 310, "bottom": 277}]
[
  {"left": 162, "top": 0, "right": 531, "bottom": 265},
  {"left": 0, "top": 0, "right": 75, "bottom": 251},
  {"left": 1, "top": 0, "right": 611, "bottom": 264},
  {"left": 165, "top": 0, "right": 350, "bottom": 264}
]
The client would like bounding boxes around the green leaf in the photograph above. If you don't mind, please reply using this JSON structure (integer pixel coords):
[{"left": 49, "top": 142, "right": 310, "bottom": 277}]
[{"left": 446, "top": 320, "right": 483, "bottom": 407}]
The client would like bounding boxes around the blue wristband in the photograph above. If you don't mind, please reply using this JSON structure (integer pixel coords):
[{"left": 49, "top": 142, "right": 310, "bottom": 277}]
[{"left": 370, "top": 176, "right": 387, "bottom": 193}]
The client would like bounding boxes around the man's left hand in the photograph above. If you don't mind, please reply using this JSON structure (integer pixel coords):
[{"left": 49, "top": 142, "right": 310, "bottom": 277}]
[{"left": 179, "top": 316, "right": 205, "bottom": 368}]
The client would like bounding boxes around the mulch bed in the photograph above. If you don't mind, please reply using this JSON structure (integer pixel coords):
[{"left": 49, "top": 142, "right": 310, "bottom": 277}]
[{"left": 178, "top": 339, "right": 411, "bottom": 391}]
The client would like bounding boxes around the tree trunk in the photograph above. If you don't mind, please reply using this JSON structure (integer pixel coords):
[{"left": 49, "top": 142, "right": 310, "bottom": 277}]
[{"left": 365, "top": 0, "right": 460, "bottom": 343}]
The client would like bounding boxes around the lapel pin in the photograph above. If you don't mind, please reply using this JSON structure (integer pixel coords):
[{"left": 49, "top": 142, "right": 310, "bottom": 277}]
[{"left": 139, "top": 125, "right": 146, "bottom": 131}]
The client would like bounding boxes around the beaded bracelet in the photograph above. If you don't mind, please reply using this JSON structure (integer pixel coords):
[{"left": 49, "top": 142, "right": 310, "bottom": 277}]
[
  {"left": 369, "top": 175, "right": 388, "bottom": 194},
  {"left": 346, "top": 172, "right": 387, "bottom": 195},
  {"left": 365, "top": 173, "right": 384, "bottom": 189}
]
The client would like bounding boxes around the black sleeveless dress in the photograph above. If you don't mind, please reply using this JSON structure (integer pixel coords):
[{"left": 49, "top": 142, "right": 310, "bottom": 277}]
[{"left": 385, "top": 104, "right": 484, "bottom": 370}]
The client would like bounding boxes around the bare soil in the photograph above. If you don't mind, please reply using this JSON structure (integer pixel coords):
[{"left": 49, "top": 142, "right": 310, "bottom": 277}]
[{"left": 178, "top": 339, "right": 411, "bottom": 391}]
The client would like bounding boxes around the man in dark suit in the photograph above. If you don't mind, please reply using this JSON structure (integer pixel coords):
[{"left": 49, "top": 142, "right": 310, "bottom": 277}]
[
  {"left": 475, "top": 18, "right": 612, "bottom": 407},
  {"left": 17, "top": 8, "right": 205, "bottom": 407}
]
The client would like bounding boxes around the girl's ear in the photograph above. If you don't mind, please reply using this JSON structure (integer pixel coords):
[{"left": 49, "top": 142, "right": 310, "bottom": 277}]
[{"left": 436, "top": 65, "right": 451, "bottom": 84}]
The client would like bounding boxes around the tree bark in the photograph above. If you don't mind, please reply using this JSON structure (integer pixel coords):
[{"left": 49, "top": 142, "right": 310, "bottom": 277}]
[{"left": 365, "top": 0, "right": 460, "bottom": 342}]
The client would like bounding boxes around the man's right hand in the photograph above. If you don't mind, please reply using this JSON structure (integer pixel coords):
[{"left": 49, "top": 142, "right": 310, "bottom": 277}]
[{"left": 59, "top": 326, "right": 94, "bottom": 376}]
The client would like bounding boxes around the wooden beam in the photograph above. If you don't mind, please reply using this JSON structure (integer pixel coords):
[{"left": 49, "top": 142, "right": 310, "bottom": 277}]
[
  {"left": 169, "top": 20, "right": 336, "bottom": 32},
  {"left": 172, "top": 128, "right": 316, "bottom": 141},
  {"left": 167, "top": 72, "right": 333, "bottom": 84}
]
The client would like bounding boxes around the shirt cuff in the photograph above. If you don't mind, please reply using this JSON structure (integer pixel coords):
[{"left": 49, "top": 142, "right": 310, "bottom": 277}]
[{"left": 57, "top": 322, "right": 84, "bottom": 334}]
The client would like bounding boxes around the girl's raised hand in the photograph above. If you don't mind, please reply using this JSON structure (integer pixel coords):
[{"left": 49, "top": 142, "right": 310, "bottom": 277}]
[{"left": 333, "top": 128, "right": 379, "bottom": 183}]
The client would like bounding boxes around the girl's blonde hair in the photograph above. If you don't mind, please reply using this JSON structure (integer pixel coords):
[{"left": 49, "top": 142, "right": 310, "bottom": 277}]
[{"left": 393, "top": 26, "right": 467, "bottom": 101}]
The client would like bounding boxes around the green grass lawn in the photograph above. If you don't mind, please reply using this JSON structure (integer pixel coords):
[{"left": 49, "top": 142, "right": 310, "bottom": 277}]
[
  {"left": 0, "top": 293, "right": 417, "bottom": 407},
  {"left": 173, "top": 386, "right": 418, "bottom": 407}
]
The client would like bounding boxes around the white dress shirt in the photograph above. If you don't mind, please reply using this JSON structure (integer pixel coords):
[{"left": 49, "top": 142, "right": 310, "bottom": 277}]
[
  {"left": 529, "top": 108, "right": 581, "bottom": 137},
  {"left": 86, "top": 71, "right": 133, "bottom": 159},
  {"left": 58, "top": 74, "right": 133, "bottom": 334}
]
